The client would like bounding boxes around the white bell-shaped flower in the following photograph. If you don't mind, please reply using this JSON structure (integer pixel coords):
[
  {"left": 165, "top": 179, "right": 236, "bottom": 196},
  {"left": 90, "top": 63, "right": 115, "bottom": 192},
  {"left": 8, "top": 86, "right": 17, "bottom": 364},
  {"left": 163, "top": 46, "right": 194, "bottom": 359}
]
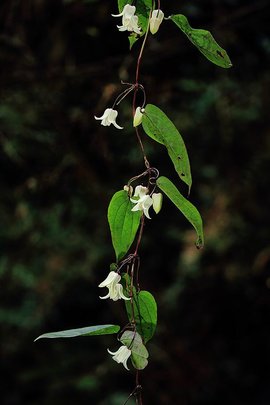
[
  {"left": 107, "top": 345, "right": 132, "bottom": 370},
  {"left": 99, "top": 271, "right": 130, "bottom": 301},
  {"left": 150, "top": 9, "right": 164, "bottom": 34},
  {"left": 124, "top": 184, "right": 134, "bottom": 196},
  {"left": 112, "top": 4, "right": 141, "bottom": 35},
  {"left": 152, "top": 192, "right": 163, "bottom": 214},
  {"left": 130, "top": 185, "right": 153, "bottom": 219},
  {"left": 94, "top": 108, "right": 123, "bottom": 129}
]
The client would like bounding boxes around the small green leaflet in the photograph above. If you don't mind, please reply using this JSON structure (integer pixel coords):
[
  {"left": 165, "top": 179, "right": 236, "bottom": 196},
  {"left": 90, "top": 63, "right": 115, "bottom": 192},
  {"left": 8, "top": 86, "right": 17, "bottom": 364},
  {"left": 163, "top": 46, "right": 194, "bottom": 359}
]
[
  {"left": 123, "top": 275, "right": 157, "bottom": 343},
  {"left": 170, "top": 14, "right": 232, "bottom": 69},
  {"left": 142, "top": 104, "right": 192, "bottom": 191},
  {"left": 129, "top": 33, "right": 139, "bottom": 50},
  {"left": 108, "top": 190, "right": 141, "bottom": 262},
  {"left": 120, "top": 331, "right": 149, "bottom": 370},
  {"left": 34, "top": 324, "right": 120, "bottom": 341},
  {"left": 157, "top": 176, "right": 204, "bottom": 248}
]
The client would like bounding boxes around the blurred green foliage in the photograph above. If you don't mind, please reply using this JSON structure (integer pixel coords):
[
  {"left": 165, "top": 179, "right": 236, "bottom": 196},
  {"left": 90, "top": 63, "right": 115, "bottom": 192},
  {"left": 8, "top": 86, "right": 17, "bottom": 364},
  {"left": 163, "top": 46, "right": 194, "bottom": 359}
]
[{"left": 1, "top": 0, "right": 270, "bottom": 404}]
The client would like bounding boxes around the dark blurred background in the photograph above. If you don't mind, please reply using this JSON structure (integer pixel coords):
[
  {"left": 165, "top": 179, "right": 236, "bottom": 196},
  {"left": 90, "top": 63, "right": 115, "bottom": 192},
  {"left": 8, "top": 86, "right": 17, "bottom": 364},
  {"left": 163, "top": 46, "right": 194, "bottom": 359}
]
[{"left": 1, "top": 0, "right": 270, "bottom": 404}]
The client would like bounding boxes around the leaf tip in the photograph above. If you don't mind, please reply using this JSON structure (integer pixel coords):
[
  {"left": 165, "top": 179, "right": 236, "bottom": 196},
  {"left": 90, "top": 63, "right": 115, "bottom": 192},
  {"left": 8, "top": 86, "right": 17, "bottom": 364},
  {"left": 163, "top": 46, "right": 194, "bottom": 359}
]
[{"left": 195, "top": 236, "right": 204, "bottom": 249}]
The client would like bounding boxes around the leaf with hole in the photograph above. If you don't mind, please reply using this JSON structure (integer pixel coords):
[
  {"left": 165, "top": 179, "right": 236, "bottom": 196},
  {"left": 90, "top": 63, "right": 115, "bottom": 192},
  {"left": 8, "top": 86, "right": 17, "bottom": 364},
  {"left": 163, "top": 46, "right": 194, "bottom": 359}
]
[{"left": 170, "top": 14, "right": 232, "bottom": 68}]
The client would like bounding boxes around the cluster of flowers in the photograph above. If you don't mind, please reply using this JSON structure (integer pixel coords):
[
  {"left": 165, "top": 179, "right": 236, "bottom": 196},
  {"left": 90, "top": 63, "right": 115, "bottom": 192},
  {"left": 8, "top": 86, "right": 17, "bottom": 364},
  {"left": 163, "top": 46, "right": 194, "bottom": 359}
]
[
  {"left": 96, "top": 4, "right": 164, "bottom": 371},
  {"left": 98, "top": 271, "right": 132, "bottom": 368},
  {"left": 129, "top": 185, "right": 162, "bottom": 219}
]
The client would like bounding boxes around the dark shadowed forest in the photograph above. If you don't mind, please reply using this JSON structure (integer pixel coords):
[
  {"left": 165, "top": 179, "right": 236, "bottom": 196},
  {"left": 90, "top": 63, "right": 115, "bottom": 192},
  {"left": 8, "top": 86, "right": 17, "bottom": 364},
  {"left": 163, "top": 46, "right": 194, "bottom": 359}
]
[{"left": 1, "top": 0, "right": 270, "bottom": 404}]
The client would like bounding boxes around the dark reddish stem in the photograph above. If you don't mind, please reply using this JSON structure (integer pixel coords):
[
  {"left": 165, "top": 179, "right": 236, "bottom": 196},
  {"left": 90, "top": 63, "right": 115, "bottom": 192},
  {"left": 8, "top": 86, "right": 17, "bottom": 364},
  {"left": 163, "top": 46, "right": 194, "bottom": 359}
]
[{"left": 128, "top": 9, "right": 153, "bottom": 405}]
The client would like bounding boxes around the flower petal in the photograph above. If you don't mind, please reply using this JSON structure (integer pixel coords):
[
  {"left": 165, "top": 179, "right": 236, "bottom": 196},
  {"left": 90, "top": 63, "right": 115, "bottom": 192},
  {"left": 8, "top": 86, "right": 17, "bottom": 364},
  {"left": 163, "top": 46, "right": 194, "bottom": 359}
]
[
  {"left": 122, "top": 5, "right": 136, "bottom": 16},
  {"left": 108, "top": 345, "right": 131, "bottom": 370},
  {"left": 133, "top": 106, "right": 144, "bottom": 127},
  {"left": 131, "top": 202, "right": 141, "bottom": 212},
  {"left": 142, "top": 196, "right": 153, "bottom": 219},
  {"left": 111, "top": 11, "right": 123, "bottom": 17},
  {"left": 94, "top": 115, "right": 104, "bottom": 120},
  {"left": 98, "top": 271, "right": 120, "bottom": 288},
  {"left": 112, "top": 121, "right": 124, "bottom": 129},
  {"left": 152, "top": 192, "right": 163, "bottom": 214},
  {"left": 150, "top": 9, "right": 164, "bottom": 34},
  {"left": 99, "top": 292, "right": 110, "bottom": 300},
  {"left": 107, "top": 348, "right": 118, "bottom": 355},
  {"left": 122, "top": 358, "right": 130, "bottom": 370},
  {"left": 117, "top": 284, "right": 131, "bottom": 301},
  {"left": 134, "top": 185, "right": 148, "bottom": 198},
  {"left": 143, "top": 208, "right": 151, "bottom": 219}
]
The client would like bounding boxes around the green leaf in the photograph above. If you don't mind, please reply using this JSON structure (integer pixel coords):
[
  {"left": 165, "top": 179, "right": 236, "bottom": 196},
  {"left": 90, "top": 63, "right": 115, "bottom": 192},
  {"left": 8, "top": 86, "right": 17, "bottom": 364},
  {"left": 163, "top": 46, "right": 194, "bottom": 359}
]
[
  {"left": 123, "top": 275, "right": 157, "bottom": 343},
  {"left": 108, "top": 190, "right": 141, "bottom": 261},
  {"left": 128, "top": 33, "right": 139, "bottom": 50},
  {"left": 170, "top": 14, "right": 232, "bottom": 69},
  {"left": 142, "top": 104, "right": 192, "bottom": 190},
  {"left": 34, "top": 324, "right": 120, "bottom": 341},
  {"left": 136, "top": 0, "right": 152, "bottom": 34},
  {"left": 157, "top": 176, "right": 204, "bottom": 248},
  {"left": 120, "top": 331, "right": 149, "bottom": 370}
]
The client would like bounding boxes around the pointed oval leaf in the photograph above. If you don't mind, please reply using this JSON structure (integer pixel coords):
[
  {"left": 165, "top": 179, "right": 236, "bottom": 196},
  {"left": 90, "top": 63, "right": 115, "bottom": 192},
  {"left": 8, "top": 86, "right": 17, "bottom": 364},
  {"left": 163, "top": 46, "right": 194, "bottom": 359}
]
[
  {"left": 134, "top": 291, "right": 157, "bottom": 343},
  {"left": 123, "top": 278, "right": 157, "bottom": 343},
  {"left": 142, "top": 104, "right": 192, "bottom": 190},
  {"left": 129, "top": 33, "right": 139, "bottom": 49},
  {"left": 157, "top": 176, "right": 204, "bottom": 248},
  {"left": 108, "top": 190, "right": 141, "bottom": 261},
  {"left": 34, "top": 324, "right": 120, "bottom": 341},
  {"left": 120, "top": 331, "right": 149, "bottom": 370},
  {"left": 170, "top": 14, "right": 232, "bottom": 69}
]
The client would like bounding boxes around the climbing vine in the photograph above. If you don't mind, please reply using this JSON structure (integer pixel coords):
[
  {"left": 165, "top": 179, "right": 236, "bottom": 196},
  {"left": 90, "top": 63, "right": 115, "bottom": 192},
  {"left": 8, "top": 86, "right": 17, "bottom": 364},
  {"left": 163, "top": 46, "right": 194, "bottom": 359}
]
[{"left": 35, "top": 1, "right": 231, "bottom": 403}]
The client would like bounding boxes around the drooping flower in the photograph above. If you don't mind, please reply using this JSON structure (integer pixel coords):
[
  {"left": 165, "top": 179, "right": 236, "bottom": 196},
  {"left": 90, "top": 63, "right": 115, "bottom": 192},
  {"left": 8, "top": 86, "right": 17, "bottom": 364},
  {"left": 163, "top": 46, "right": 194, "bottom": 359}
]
[
  {"left": 94, "top": 108, "right": 123, "bottom": 129},
  {"left": 133, "top": 107, "right": 144, "bottom": 127},
  {"left": 152, "top": 192, "right": 163, "bottom": 214},
  {"left": 99, "top": 271, "right": 130, "bottom": 301},
  {"left": 130, "top": 185, "right": 153, "bottom": 219},
  {"left": 150, "top": 9, "right": 164, "bottom": 35},
  {"left": 112, "top": 4, "right": 141, "bottom": 35},
  {"left": 107, "top": 345, "right": 132, "bottom": 370}
]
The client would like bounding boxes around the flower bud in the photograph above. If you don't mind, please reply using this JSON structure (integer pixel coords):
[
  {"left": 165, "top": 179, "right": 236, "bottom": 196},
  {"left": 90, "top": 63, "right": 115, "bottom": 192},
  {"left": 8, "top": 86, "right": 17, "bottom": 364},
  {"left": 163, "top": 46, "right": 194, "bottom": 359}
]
[
  {"left": 133, "top": 107, "right": 144, "bottom": 127},
  {"left": 124, "top": 184, "right": 133, "bottom": 196},
  {"left": 150, "top": 9, "right": 164, "bottom": 35},
  {"left": 152, "top": 192, "right": 163, "bottom": 214}
]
